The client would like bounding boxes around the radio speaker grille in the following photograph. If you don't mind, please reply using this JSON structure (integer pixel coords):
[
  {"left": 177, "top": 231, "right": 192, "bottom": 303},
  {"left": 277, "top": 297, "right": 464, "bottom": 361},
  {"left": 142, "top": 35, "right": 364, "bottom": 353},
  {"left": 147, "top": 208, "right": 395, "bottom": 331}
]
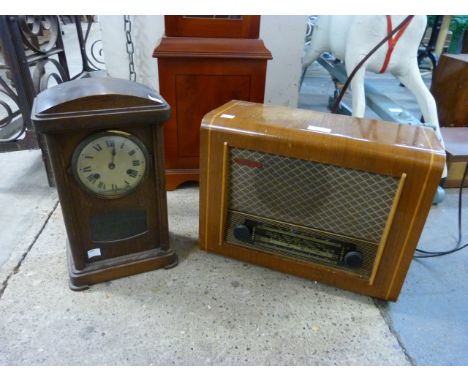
[{"left": 228, "top": 147, "right": 400, "bottom": 243}]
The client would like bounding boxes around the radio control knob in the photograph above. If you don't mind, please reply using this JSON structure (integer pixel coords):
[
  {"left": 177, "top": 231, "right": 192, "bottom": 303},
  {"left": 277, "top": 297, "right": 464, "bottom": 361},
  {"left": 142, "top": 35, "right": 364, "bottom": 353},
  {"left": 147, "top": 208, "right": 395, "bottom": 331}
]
[
  {"left": 233, "top": 224, "right": 252, "bottom": 242},
  {"left": 343, "top": 251, "right": 363, "bottom": 267}
]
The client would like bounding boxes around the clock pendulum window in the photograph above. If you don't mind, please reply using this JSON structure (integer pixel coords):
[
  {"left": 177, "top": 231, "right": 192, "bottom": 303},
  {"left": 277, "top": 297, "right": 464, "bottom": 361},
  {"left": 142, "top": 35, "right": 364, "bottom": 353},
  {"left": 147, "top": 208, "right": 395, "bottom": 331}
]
[{"left": 32, "top": 77, "right": 177, "bottom": 290}]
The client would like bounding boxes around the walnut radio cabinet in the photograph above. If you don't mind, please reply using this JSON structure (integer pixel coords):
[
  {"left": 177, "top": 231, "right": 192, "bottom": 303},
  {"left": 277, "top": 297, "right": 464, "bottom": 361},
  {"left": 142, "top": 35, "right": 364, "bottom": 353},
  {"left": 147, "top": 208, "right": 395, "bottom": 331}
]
[{"left": 199, "top": 101, "right": 445, "bottom": 301}]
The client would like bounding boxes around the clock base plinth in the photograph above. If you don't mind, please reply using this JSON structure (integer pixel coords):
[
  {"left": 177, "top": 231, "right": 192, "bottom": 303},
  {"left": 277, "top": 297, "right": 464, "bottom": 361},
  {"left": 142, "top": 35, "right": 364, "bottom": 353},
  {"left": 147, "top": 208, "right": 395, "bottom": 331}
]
[
  {"left": 68, "top": 279, "right": 90, "bottom": 291},
  {"left": 66, "top": 242, "right": 177, "bottom": 291},
  {"left": 166, "top": 168, "right": 199, "bottom": 191}
]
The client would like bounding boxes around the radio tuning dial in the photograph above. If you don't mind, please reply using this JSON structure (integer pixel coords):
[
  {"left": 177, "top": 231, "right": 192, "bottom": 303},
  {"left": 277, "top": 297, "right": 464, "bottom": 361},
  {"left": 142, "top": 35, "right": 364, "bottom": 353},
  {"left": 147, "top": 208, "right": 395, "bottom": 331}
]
[
  {"left": 233, "top": 224, "right": 252, "bottom": 242},
  {"left": 343, "top": 251, "right": 363, "bottom": 267}
]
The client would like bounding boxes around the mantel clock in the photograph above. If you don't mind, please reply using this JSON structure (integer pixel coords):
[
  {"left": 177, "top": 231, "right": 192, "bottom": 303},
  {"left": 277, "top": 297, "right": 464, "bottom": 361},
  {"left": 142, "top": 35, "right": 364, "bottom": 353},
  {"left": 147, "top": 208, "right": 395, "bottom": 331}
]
[{"left": 32, "top": 77, "right": 177, "bottom": 290}]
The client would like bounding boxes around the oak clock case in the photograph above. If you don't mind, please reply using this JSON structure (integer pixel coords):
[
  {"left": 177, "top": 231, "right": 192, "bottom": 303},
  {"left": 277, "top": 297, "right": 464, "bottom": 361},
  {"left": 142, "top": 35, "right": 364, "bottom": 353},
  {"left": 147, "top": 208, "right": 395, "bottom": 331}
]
[{"left": 32, "top": 78, "right": 177, "bottom": 290}]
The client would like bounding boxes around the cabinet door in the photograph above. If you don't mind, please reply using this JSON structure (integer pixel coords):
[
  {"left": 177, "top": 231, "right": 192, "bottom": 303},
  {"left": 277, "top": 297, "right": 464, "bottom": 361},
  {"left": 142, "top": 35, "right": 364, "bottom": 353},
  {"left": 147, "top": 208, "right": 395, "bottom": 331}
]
[{"left": 175, "top": 74, "right": 251, "bottom": 158}]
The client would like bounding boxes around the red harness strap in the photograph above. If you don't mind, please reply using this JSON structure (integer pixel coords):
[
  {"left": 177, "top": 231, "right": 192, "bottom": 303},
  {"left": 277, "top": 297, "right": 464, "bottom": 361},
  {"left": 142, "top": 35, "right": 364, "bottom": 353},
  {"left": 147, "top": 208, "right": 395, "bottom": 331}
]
[{"left": 379, "top": 15, "right": 413, "bottom": 73}]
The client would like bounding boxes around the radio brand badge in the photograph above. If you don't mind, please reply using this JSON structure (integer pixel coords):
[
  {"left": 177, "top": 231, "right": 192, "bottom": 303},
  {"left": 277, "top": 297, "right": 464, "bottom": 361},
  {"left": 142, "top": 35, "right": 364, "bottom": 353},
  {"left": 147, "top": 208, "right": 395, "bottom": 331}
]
[{"left": 234, "top": 158, "right": 263, "bottom": 169}]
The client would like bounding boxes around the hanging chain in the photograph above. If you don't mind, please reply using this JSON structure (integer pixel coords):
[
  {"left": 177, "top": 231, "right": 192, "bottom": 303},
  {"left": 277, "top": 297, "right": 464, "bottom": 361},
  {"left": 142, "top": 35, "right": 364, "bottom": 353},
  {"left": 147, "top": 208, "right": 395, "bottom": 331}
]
[{"left": 124, "top": 15, "right": 136, "bottom": 81}]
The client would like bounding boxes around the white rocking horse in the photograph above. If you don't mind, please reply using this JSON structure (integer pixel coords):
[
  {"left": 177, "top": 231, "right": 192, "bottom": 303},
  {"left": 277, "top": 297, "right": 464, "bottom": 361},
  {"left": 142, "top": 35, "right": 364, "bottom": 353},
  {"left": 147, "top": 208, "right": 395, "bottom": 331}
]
[{"left": 302, "top": 15, "right": 447, "bottom": 177}]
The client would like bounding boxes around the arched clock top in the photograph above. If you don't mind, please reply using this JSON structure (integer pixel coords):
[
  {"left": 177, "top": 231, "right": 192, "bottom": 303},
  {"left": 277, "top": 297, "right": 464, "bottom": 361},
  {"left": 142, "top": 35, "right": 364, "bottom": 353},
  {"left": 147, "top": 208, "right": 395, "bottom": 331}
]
[{"left": 31, "top": 77, "right": 170, "bottom": 133}]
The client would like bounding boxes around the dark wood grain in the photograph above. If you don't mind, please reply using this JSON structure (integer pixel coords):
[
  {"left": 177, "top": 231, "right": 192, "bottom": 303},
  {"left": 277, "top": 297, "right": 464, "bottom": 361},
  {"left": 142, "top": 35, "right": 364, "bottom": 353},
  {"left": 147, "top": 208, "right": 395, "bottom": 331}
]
[
  {"left": 199, "top": 100, "right": 446, "bottom": 301},
  {"left": 441, "top": 127, "right": 468, "bottom": 188},
  {"left": 31, "top": 78, "right": 177, "bottom": 290},
  {"left": 442, "top": 127, "right": 468, "bottom": 159},
  {"left": 164, "top": 16, "right": 260, "bottom": 39},
  {"left": 153, "top": 37, "right": 272, "bottom": 59},
  {"left": 431, "top": 54, "right": 468, "bottom": 127}
]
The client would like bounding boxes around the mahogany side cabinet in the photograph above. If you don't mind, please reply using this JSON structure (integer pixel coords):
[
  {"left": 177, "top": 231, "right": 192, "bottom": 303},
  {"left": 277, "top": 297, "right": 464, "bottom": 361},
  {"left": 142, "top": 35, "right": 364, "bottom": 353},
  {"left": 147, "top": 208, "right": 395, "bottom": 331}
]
[
  {"left": 431, "top": 54, "right": 468, "bottom": 128},
  {"left": 153, "top": 16, "right": 272, "bottom": 190}
]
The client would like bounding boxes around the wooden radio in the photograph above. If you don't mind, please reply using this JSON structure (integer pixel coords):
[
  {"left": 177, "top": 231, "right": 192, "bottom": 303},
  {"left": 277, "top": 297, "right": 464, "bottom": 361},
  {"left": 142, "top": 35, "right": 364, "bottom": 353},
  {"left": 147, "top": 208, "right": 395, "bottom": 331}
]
[{"left": 199, "top": 100, "right": 445, "bottom": 301}]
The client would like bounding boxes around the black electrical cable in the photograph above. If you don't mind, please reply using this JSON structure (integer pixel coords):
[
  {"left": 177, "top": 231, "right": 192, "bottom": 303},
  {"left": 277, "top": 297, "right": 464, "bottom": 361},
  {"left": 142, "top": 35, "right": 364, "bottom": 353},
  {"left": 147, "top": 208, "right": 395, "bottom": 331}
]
[{"left": 414, "top": 163, "right": 468, "bottom": 258}]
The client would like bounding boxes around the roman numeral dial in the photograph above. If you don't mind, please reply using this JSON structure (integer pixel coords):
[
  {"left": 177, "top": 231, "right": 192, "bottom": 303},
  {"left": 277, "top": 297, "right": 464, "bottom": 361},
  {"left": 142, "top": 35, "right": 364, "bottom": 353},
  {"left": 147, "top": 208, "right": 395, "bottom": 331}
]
[{"left": 72, "top": 131, "right": 148, "bottom": 198}]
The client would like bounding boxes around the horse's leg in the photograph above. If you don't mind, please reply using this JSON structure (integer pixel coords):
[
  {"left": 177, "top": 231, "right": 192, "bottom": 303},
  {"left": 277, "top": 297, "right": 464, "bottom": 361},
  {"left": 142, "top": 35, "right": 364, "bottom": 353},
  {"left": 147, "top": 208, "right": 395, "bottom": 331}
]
[
  {"left": 301, "top": 46, "right": 324, "bottom": 90},
  {"left": 345, "top": 57, "right": 367, "bottom": 118},
  {"left": 302, "top": 18, "right": 329, "bottom": 69},
  {"left": 302, "top": 46, "right": 324, "bottom": 69},
  {"left": 395, "top": 62, "right": 444, "bottom": 146},
  {"left": 396, "top": 62, "right": 447, "bottom": 178}
]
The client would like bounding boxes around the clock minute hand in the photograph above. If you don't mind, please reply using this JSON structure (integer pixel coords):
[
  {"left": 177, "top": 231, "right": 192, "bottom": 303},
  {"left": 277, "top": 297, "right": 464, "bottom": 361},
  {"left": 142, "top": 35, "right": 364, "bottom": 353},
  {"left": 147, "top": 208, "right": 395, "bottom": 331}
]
[{"left": 109, "top": 144, "right": 116, "bottom": 168}]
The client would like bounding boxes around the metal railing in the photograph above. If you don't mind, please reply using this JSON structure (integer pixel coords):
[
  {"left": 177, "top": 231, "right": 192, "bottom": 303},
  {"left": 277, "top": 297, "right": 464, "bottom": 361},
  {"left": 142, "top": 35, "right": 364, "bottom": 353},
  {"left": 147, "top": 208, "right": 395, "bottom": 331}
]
[{"left": 0, "top": 15, "right": 105, "bottom": 185}]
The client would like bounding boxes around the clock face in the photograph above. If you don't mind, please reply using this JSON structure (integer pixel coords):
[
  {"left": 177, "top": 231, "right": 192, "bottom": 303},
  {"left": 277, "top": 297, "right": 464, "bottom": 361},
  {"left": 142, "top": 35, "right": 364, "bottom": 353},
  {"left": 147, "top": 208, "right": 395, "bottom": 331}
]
[{"left": 72, "top": 131, "right": 149, "bottom": 198}]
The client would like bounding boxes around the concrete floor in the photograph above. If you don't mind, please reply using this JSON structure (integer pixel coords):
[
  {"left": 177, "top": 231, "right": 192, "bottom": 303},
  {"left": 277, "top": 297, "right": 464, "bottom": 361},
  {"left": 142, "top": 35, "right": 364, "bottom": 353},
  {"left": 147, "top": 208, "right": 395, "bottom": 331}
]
[
  {"left": 0, "top": 168, "right": 409, "bottom": 365},
  {"left": 0, "top": 151, "right": 58, "bottom": 284},
  {"left": 0, "top": 142, "right": 466, "bottom": 365},
  {"left": 0, "top": 26, "right": 467, "bottom": 365}
]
